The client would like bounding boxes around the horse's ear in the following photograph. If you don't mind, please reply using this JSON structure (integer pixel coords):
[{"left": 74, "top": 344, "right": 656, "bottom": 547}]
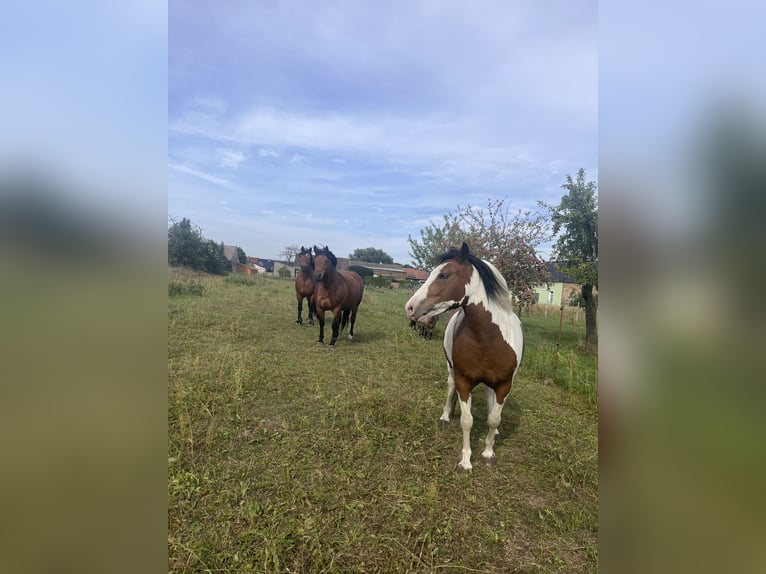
[{"left": 459, "top": 242, "right": 470, "bottom": 260}]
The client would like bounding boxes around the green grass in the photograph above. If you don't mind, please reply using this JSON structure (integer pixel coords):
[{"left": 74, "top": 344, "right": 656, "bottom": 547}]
[{"left": 168, "top": 268, "right": 598, "bottom": 573}]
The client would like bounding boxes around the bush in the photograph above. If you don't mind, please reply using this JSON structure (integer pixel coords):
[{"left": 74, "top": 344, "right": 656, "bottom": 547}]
[
  {"left": 363, "top": 276, "right": 391, "bottom": 288},
  {"left": 224, "top": 274, "right": 257, "bottom": 287},
  {"left": 168, "top": 279, "right": 204, "bottom": 297}
]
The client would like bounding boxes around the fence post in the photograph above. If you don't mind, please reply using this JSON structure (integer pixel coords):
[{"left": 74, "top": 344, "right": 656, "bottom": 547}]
[{"left": 553, "top": 303, "right": 564, "bottom": 379}]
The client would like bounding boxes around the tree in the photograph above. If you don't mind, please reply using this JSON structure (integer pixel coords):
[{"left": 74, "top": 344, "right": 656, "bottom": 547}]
[
  {"left": 408, "top": 198, "right": 550, "bottom": 307},
  {"left": 407, "top": 216, "right": 465, "bottom": 270},
  {"left": 280, "top": 244, "right": 300, "bottom": 264},
  {"left": 350, "top": 247, "right": 393, "bottom": 264},
  {"left": 168, "top": 217, "right": 206, "bottom": 270},
  {"left": 540, "top": 168, "right": 598, "bottom": 353},
  {"left": 236, "top": 246, "right": 247, "bottom": 264},
  {"left": 167, "top": 217, "right": 231, "bottom": 276}
]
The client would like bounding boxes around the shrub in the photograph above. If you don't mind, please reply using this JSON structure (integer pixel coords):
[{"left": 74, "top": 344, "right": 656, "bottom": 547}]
[
  {"left": 224, "top": 274, "right": 257, "bottom": 287},
  {"left": 168, "top": 279, "right": 204, "bottom": 297}
]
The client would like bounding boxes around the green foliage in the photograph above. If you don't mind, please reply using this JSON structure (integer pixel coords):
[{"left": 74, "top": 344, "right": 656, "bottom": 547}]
[
  {"left": 349, "top": 265, "right": 373, "bottom": 277},
  {"left": 408, "top": 198, "right": 550, "bottom": 305},
  {"left": 350, "top": 247, "right": 394, "bottom": 264},
  {"left": 236, "top": 246, "right": 247, "bottom": 264},
  {"left": 540, "top": 170, "right": 599, "bottom": 353},
  {"left": 540, "top": 169, "right": 598, "bottom": 288},
  {"left": 168, "top": 278, "right": 205, "bottom": 297},
  {"left": 224, "top": 274, "right": 257, "bottom": 287},
  {"left": 167, "top": 217, "right": 231, "bottom": 275},
  {"left": 278, "top": 266, "right": 292, "bottom": 279},
  {"left": 407, "top": 215, "right": 465, "bottom": 270},
  {"left": 363, "top": 275, "right": 391, "bottom": 288}
]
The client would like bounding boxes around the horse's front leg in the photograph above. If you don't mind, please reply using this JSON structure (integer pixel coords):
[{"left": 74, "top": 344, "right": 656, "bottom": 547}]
[
  {"left": 456, "top": 391, "right": 474, "bottom": 473},
  {"left": 329, "top": 308, "right": 342, "bottom": 346},
  {"left": 316, "top": 309, "right": 325, "bottom": 344},
  {"left": 296, "top": 297, "right": 303, "bottom": 324}
]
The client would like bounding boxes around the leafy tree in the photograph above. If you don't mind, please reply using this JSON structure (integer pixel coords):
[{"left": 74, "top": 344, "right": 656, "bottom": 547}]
[
  {"left": 407, "top": 216, "right": 465, "bottom": 270},
  {"left": 408, "top": 198, "right": 550, "bottom": 307},
  {"left": 350, "top": 247, "right": 393, "bottom": 264},
  {"left": 236, "top": 246, "right": 247, "bottom": 264},
  {"left": 167, "top": 217, "right": 231, "bottom": 276},
  {"left": 540, "top": 168, "right": 598, "bottom": 353},
  {"left": 280, "top": 244, "right": 300, "bottom": 264}
]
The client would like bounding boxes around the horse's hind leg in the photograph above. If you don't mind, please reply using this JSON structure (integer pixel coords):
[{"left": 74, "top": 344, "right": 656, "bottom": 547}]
[
  {"left": 329, "top": 310, "right": 342, "bottom": 346},
  {"left": 348, "top": 306, "right": 358, "bottom": 340},
  {"left": 308, "top": 299, "right": 316, "bottom": 325},
  {"left": 481, "top": 386, "right": 509, "bottom": 464},
  {"left": 439, "top": 366, "right": 457, "bottom": 424}
]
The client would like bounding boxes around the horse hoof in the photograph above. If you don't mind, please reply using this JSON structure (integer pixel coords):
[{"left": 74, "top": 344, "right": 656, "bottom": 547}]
[
  {"left": 438, "top": 418, "right": 450, "bottom": 426},
  {"left": 347, "top": 335, "right": 353, "bottom": 340},
  {"left": 482, "top": 455, "right": 497, "bottom": 466},
  {"left": 455, "top": 464, "right": 472, "bottom": 474}
]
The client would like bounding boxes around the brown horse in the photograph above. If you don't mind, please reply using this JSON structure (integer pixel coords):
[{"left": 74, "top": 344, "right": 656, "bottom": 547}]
[
  {"left": 405, "top": 242, "right": 523, "bottom": 472},
  {"left": 416, "top": 314, "right": 439, "bottom": 340},
  {"left": 294, "top": 246, "right": 317, "bottom": 325},
  {"left": 312, "top": 245, "right": 364, "bottom": 346}
]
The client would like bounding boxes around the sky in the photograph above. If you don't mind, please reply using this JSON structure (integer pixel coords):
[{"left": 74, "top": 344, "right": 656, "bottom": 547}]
[{"left": 169, "top": 0, "right": 597, "bottom": 266}]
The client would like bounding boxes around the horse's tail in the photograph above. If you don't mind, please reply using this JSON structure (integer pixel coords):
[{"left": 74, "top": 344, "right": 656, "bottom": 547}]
[{"left": 340, "top": 308, "right": 351, "bottom": 331}]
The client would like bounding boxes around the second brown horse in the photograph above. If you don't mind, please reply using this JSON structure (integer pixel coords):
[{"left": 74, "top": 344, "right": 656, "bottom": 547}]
[{"left": 312, "top": 245, "right": 364, "bottom": 346}]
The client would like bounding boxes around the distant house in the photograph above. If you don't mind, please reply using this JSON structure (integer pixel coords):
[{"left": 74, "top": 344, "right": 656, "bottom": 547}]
[
  {"left": 249, "top": 257, "right": 294, "bottom": 277},
  {"left": 349, "top": 260, "right": 406, "bottom": 280},
  {"left": 531, "top": 262, "right": 581, "bottom": 306},
  {"left": 404, "top": 268, "right": 428, "bottom": 282}
]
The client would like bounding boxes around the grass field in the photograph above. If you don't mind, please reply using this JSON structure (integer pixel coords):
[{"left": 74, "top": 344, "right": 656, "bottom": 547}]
[{"left": 168, "top": 267, "right": 598, "bottom": 573}]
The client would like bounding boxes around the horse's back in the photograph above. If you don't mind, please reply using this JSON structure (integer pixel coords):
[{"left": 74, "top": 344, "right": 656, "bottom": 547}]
[{"left": 339, "top": 270, "right": 364, "bottom": 305}]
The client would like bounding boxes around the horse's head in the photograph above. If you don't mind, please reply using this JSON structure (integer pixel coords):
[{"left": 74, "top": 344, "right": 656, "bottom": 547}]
[
  {"left": 405, "top": 242, "right": 474, "bottom": 320},
  {"left": 313, "top": 245, "right": 337, "bottom": 282},
  {"left": 298, "top": 246, "right": 314, "bottom": 273}
]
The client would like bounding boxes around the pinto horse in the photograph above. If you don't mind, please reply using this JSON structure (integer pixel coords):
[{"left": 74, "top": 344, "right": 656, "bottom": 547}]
[
  {"left": 405, "top": 242, "right": 523, "bottom": 472},
  {"left": 294, "top": 246, "right": 317, "bottom": 325},
  {"left": 312, "top": 245, "right": 364, "bottom": 346}
]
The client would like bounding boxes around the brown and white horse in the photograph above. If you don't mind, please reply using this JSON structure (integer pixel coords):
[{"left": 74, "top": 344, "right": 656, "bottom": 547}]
[
  {"left": 294, "top": 246, "right": 317, "bottom": 325},
  {"left": 405, "top": 242, "right": 523, "bottom": 471},
  {"left": 313, "top": 245, "right": 364, "bottom": 347}
]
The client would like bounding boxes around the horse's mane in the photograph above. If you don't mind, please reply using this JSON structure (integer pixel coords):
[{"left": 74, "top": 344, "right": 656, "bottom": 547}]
[
  {"left": 438, "top": 245, "right": 511, "bottom": 309},
  {"left": 314, "top": 245, "right": 337, "bottom": 267}
]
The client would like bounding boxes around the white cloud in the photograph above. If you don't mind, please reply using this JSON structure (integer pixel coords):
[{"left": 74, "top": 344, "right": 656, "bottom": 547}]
[
  {"left": 168, "top": 162, "right": 231, "bottom": 187},
  {"left": 216, "top": 147, "right": 245, "bottom": 168}
]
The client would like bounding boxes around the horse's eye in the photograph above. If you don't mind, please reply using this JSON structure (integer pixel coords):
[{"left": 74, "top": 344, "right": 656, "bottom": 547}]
[{"left": 438, "top": 273, "right": 449, "bottom": 280}]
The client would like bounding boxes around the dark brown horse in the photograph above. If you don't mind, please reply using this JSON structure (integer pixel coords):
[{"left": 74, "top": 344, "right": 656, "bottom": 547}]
[
  {"left": 294, "top": 246, "right": 316, "bottom": 325},
  {"left": 405, "top": 242, "right": 523, "bottom": 472},
  {"left": 312, "top": 245, "right": 364, "bottom": 347}
]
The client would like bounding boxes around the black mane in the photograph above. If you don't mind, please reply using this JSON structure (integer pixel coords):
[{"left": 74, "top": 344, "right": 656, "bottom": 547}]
[
  {"left": 437, "top": 245, "right": 507, "bottom": 303},
  {"left": 314, "top": 245, "right": 337, "bottom": 267}
]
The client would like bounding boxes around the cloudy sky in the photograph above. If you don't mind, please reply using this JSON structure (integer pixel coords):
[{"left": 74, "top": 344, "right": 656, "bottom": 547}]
[{"left": 169, "top": 1, "right": 597, "bottom": 265}]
